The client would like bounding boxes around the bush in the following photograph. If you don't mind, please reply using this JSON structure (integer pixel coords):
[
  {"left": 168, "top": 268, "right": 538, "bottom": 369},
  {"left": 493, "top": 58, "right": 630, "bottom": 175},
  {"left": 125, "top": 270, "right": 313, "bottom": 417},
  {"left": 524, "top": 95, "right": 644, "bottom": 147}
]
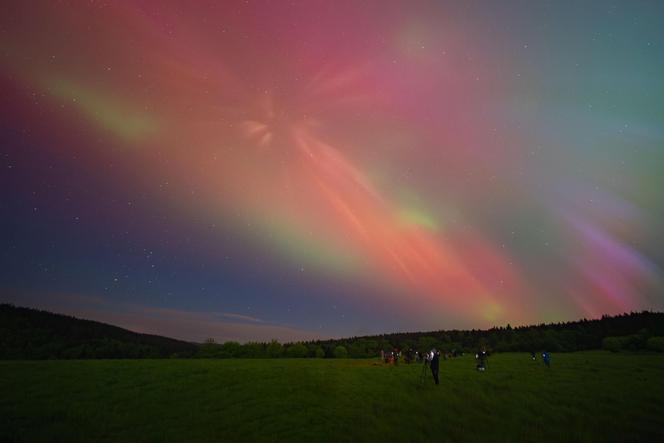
[
  {"left": 314, "top": 347, "right": 325, "bottom": 358},
  {"left": 621, "top": 335, "right": 642, "bottom": 351},
  {"left": 240, "top": 342, "right": 265, "bottom": 358},
  {"left": 285, "top": 343, "right": 308, "bottom": 358},
  {"left": 646, "top": 337, "right": 664, "bottom": 352},
  {"left": 197, "top": 342, "right": 223, "bottom": 358},
  {"left": 603, "top": 336, "right": 623, "bottom": 352},
  {"left": 602, "top": 335, "right": 643, "bottom": 352},
  {"left": 333, "top": 345, "right": 348, "bottom": 358},
  {"left": 221, "top": 341, "right": 242, "bottom": 358}
]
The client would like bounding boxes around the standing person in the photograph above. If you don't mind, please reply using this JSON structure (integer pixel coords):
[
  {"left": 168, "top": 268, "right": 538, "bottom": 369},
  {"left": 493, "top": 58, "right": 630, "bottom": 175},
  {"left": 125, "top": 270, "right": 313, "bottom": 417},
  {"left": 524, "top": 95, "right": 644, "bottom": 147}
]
[
  {"left": 476, "top": 348, "right": 488, "bottom": 371},
  {"left": 430, "top": 348, "right": 440, "bottom": 385},
  {"left": 531, "top": 351, "right": 536, "bottom": 361},
  {"left": 542, "top": 351, "right": 551, "bottom": 368}
]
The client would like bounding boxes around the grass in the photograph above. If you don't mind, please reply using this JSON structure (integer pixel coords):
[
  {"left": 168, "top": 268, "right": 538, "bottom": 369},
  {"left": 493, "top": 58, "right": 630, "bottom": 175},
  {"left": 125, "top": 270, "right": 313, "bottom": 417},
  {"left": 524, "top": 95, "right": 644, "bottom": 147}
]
[{"left": 1, "top": 352, "right": 663, "bottom": 442}]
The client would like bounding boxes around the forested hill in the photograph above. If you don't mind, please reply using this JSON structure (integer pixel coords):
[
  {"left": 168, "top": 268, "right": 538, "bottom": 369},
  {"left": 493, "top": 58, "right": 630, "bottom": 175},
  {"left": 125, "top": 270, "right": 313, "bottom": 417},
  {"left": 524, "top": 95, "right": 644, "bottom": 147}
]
[
  {"left": 313, "top": 311, "right": 664, "bottom": 356},
  {"left": 0, "top": 304, "right": 197, "bottom": 359},
  {"left": 2, "top": 303, "right": 664, "bottom": 360}
]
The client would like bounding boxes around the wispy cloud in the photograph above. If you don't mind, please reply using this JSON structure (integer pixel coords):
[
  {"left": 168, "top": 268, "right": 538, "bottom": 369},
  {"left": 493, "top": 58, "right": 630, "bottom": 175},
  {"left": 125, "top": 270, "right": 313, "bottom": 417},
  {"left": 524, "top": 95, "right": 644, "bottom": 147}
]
[{"left": 214, "top": 312, "right": 264, "bottom": 323}]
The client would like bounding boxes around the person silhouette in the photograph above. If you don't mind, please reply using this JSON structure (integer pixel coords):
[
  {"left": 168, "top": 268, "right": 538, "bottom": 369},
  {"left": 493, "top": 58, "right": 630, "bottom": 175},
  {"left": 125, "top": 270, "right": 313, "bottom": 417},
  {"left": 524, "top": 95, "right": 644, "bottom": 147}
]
[
  {"left": 430, "top": 349, "right": 440, "bottom": 385},
  {"left": 476, "top": 348, "right": 487, "bottom": 371}
]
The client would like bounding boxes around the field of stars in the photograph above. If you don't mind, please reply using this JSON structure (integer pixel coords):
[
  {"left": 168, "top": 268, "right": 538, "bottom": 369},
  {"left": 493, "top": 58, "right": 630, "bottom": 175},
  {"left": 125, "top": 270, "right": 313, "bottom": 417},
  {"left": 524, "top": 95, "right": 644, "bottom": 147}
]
[{"left": 1, "top": 1, "right": 663, "bottom": 342}]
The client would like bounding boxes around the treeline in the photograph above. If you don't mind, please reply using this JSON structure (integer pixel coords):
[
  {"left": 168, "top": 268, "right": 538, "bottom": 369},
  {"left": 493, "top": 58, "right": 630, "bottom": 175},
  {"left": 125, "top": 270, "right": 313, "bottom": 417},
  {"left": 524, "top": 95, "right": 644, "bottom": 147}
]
[
  {"left": 311, "top": 311, "right": 664, "bottom": 357},
  {"left": 0, "top": 304, "right": 197, "bottom": 359},
  {"left": 2, "top": 303, "right": 663, "bottom": 360},
  {"left": 190, "top": 311, "right": 664, "bottom": 359},
  {"left": 602, "top": 334, "right": 664, "bottom": 353},
  {"left": 196, "top": 339, "right": 347, "bottom": 359}
]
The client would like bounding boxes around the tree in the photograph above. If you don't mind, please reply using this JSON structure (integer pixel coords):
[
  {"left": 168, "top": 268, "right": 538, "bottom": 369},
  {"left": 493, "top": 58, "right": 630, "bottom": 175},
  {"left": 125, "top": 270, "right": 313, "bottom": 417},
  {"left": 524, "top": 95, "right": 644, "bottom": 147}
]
[
  {"left": 286, "top": 343, "right": 308, "bottom": 358},
  {"left": 505, "top": 324, "right": 515, "bottom": 344},
  {"left": 266, "top": 340, "right": 283, "bottom": 358},
  {"left": 334, "top": 345, "right": 348, "bottom": 358},
  {"left": 221, "top": 341, "right": 241, "bottom": 358},
  {"left": 197, "top": 341, "right": 222, "bottom": 358},
  {"left": 347, "top": 342, "right": 366, "bottom": 358},
  {"left": 417, "top": 336, "right": 438, "bottom": 353},
  {"left": 240, "top": 342, "right": 265, "bottom": 358},
  {"left": 602, "top": 336, "right": 624, "bottom": 352},
  {"left": 314, "top": 346, "right": 325, "bottom": 358}
]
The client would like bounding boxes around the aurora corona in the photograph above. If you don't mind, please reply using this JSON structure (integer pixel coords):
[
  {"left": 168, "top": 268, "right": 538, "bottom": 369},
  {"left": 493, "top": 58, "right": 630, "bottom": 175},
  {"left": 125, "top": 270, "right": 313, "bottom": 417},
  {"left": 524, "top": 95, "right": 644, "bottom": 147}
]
[{"left": 1, "top": 1, "right": 662, "bottom": 341}]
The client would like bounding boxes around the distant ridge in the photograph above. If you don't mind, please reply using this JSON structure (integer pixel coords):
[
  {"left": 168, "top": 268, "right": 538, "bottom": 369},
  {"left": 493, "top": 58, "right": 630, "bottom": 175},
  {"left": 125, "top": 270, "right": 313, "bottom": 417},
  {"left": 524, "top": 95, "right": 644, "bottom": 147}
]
[
  {"left": 0, "top": 303, "right": 197, "bottom": 359},
  {"left": 309, "top": 310, "right": 664, "bottom": 356},
  {"left": 2, "top": 303, "right": 663, "bottom": 359}
]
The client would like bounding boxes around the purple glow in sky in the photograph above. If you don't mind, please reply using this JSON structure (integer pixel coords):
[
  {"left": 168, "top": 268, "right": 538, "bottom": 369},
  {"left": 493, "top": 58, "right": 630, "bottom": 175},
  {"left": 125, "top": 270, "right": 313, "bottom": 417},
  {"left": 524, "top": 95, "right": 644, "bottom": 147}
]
[{"left": 1, "top": 1, "right": 663, "bottom": 342}]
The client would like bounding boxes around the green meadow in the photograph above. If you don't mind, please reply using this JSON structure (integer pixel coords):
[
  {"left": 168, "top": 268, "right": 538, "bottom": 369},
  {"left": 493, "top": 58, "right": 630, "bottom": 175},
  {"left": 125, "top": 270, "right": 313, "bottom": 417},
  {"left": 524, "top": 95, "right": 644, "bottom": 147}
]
[{"left": 1, "top": 352, "right": 663, "bottom": 442}]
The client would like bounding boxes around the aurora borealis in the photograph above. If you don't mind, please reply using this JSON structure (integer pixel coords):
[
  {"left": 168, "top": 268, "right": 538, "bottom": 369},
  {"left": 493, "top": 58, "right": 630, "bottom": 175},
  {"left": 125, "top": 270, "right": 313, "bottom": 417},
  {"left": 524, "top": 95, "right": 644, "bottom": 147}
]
[{"left": 1, "top": 1, "right": 663, "bottom": 342}]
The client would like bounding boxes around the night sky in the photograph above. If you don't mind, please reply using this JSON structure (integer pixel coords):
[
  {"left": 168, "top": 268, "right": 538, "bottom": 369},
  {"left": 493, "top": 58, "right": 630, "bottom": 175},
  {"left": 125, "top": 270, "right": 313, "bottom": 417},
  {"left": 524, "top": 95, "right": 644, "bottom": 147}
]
[{"left": 2, "top": 1, "right": 663, "bottom": 342}]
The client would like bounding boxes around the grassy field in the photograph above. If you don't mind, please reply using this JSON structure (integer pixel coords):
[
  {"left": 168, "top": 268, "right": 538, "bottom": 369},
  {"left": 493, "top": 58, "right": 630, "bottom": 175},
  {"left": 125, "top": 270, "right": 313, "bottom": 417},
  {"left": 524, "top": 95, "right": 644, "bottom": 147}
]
[{"left": 1, "top": 352, "right": 663, "bottom": 442}]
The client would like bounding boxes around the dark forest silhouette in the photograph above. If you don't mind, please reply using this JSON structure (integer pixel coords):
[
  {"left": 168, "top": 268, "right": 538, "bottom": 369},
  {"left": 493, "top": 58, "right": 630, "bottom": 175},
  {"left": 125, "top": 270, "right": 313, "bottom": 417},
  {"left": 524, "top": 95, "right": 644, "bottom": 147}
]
[
  {"left": 1, "top": 303, "right": 663, "bottom": 359},
  {"left": 0, "top": 304, "right": 197, "bottom": 359}
]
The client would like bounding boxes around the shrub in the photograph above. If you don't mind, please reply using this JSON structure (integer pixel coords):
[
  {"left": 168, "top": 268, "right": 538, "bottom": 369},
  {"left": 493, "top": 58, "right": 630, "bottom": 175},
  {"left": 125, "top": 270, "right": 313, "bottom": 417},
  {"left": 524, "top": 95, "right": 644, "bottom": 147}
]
[
  {"left": 622, "top": 335, "right": 643, "bottom": 351},
  {"left": 197, "top": 342, "right": 223, "bottom": 358},
  {"left": 646, "top": 337, "right": 664, "bottom": 352},
  {"left": 333, "top": 345, "right": 348, "bottom": 358},
  {"left": 315, "top": 347, "right": 325, "bottom": 358},
  {"left": 285, "top": 343, "right": 308, "bottom": 358},
  {"left": 602, "top": 336, "right": 624, "bottom": 352},
  {"left": 602, "top": 335, "right": 643, "bottom": 352},
  {"left": 240, "top": 342, "right": 265, "bottom": 358},
  {"left": 221, "top": 341, "right": 242, "bottom": 358}
]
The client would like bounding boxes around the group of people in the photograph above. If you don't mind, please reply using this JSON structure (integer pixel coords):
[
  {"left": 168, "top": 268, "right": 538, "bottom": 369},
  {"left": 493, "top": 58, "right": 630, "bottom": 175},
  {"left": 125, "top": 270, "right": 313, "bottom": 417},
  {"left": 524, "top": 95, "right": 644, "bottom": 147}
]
[
  {"left": 380, "top": 348, "right": 401, "bottom": 365},
  {"left": 383, "top": 346, "right": 552, "bottom": 385},
  {"left": 531, "top": 350, "right": 552, "bottom": 367},
  {"left": 421, "top": 348, "right": 552, "bottom": 385}
]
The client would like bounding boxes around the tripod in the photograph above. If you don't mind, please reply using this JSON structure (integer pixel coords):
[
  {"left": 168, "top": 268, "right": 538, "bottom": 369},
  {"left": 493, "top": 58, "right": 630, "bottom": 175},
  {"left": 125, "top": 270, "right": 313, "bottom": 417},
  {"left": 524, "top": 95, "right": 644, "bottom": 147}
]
[{"left": 418, "top": 361, "right": 429, "bottom": 385}]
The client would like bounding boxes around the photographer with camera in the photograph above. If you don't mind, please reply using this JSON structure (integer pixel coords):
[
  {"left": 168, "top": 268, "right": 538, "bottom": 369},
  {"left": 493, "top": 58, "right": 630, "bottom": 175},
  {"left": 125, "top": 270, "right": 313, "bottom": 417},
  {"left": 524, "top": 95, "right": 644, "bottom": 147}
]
[
  {"left": 476, "top": 348, "right": 488, "bottom": 371},
  {"left": 430, "top": 348, "right": 440, "bottom": 385}
]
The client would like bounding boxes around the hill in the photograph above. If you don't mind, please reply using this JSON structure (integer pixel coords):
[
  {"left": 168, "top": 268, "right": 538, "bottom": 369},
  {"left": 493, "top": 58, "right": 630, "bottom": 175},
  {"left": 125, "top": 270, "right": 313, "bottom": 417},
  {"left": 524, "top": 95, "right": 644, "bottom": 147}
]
[
  {"left": 0, "top": 304, "right": 197, "bottom": 359},
  {"left": 2, "top": 303, "right": 663, "bottom": 360},
  {"left": 311, "top": 311, "right": 664, "bottom": 357}
]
